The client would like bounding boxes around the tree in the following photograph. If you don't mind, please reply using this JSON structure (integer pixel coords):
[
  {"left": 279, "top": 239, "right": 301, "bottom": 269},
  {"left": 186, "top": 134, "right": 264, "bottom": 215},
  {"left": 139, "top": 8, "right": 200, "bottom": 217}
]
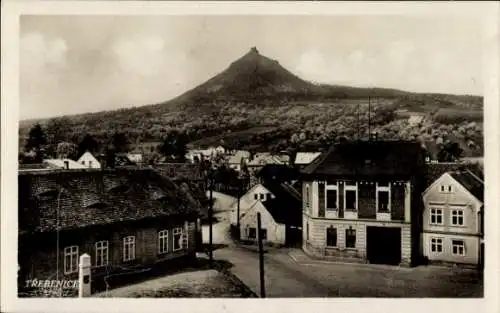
[
  {"left": 437, "top": 141, "right": 463, "bottom": 162},
  {"left": 56, "top": 142, "right": 78, "bottom": 159},
  {"left": 159, "top": 130, "right": 188, "bottom": 162},
  {"left": 111, "top": 132, "right": 129, "bottom": 153},
  {"left": 45, "top": 117, "right": 72, "bottom": 157},
  {"left": 25, "top": 123, "right": 47, "bottom": 162},
  {"left": 78, "top": 134, "right": 99, "bottom": 157}
]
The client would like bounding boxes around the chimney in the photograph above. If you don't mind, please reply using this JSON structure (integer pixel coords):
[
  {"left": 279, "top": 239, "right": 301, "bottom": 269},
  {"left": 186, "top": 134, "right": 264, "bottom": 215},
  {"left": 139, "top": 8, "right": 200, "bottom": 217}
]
[{"left": 64, "top": 160, "right": 69, "bottom": 169}]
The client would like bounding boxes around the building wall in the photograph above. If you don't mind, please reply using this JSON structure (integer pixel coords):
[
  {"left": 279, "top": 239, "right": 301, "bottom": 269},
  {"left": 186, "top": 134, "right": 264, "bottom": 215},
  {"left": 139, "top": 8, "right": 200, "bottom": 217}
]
[
  {"left": 422, "top": 232, "right": 480, "bottom": 264},
  {"left": 423, "top": 174, "right": 481, "bottom": 235},
  {"left": 302, "top": 214, "right": 412, "bottom": 265},
  {"left": 239, "top": 202, "right": 286, "bottom": 245},
  {"left": 230, "top": 184, "right": 272, "bottom": 225},
  {"left": 19, "top": 218, "right": 197, "bottom": 282}
]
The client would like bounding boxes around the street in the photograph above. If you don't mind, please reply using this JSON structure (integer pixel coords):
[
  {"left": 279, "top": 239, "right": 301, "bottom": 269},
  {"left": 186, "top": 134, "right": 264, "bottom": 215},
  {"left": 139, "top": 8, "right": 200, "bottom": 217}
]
[{"left": 202, "top": 192, "right": 483, "bottom": 298}]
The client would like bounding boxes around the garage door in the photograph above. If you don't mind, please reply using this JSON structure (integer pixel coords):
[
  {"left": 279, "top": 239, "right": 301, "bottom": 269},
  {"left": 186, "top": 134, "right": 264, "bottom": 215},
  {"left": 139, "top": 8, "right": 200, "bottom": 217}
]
[{"left": 366, "top": 226, "right": 401, "bottom": 265}]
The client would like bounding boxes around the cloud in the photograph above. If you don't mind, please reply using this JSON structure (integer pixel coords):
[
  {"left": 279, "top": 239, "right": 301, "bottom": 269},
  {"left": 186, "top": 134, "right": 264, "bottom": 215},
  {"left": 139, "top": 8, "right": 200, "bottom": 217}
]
[
  {"left": 294, "top": 49, "right": 331, "bottom": 83},
  {"left": 20, "top": 33, "right": 68, "bottom": 78},
  {"left": 112, "top": 35, "right": 186, "bottom": 77}
]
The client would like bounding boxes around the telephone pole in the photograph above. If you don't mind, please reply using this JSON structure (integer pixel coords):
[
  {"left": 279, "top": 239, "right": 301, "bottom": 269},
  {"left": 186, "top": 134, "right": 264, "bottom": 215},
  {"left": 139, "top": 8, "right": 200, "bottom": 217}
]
[
  {"left": 208, "top": 173, "right": 214, "bottom": 266},
  {"left": 257, "top": 213, "right": 266, "bottom": 298}
]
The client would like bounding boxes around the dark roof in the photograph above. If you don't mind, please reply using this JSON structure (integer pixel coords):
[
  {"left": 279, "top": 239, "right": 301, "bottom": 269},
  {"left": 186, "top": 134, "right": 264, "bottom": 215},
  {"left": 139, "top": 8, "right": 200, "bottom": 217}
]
[
  {"left": 153, "top": 163, "right": 204, "bottom": 180},
  {"left": 115, "top": 153, "right": 136, "bottom": 166},
  {"left": 256, "top": 164, "right": 299, "bottom": 182},
  {"left": 449, "top": 171, "right": 484, "bottom": 202},
  {"left": 425, "top": 162, "right": 484, "bottom": 187},
  {"left": 18, "top": 168, "right": 201, "bottom": 233},
  {"left": 301, "top": 140, "right": 425, "bottom": 179},
  {"left": 260, "top": 183, "right": 302, "bottom": 226}
]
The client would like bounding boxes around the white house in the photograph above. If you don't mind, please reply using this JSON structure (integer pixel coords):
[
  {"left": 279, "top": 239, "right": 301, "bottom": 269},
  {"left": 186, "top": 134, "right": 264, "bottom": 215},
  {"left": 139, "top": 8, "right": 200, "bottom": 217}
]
[
  {"left": 43, "top": 159, "right": 86, "bottom": 170},
  {"left": 239, "top": 183, "right": 302, "bottom": 246},
  {"left": 228, "top": 150, "right": 251, "bottom": 171},
  {"left": 422, "top": 170, "right": 484, "bottom": 266},
  {"left": 230, "top": 183, "right": 273, "bottom": 225},
  {"left": 77, "top": 152, "right": 101, "bottom": 169}
]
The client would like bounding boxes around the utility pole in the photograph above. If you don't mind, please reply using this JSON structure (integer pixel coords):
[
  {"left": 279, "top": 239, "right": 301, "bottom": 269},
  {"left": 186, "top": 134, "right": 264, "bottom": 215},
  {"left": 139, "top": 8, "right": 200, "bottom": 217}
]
[
  {"left": 368, "top": 96, "right": 371, "bottom": 140},
  {"left": 236, "top": 178, "right": 241, "bottom": 237},
  {"left": 208, "top": 172, "right": 214, "bottom": 267},
  {"left": 257, "top": 213, "right": 266, "bottom": 298}
]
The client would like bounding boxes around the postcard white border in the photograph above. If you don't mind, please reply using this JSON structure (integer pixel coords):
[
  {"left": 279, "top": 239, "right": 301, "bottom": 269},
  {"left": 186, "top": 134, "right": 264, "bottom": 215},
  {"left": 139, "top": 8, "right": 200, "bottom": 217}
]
[{"left": 2, "top": 1, "right": 499, "bottom": 313}]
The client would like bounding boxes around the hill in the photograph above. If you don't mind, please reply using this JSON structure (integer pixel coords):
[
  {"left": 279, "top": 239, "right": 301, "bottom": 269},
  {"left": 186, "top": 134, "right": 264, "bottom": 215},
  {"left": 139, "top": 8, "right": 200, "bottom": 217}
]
[{"left": 19, "top": 47, "right": 483, "bottom": 157}]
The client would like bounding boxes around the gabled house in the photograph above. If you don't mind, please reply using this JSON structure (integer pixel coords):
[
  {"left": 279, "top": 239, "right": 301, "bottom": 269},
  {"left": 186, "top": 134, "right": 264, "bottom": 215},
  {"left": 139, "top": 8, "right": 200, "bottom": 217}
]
[
  {"left": 228, "top": 150, "right": 251, "bottom": 171},
  {"left": 300, "top": 140, "right": 426, "bottom": 266},
  {"left": 43, "top": 159, "right": 87, "bottom": 170},
  {"left": 18, "top": 168, "right": 201, "bottom": 296},
  {"left": 229, "top": 183, "right": 273, "bottom": 226},
  {"left": 77, "top": 152, "right": 101, "bottom": 169},
  {"left": 422, "top": 170, "right": 484, "bottom": 266},
  {"left": 239, "top": 183, "right": 302, "bottom": 246}
]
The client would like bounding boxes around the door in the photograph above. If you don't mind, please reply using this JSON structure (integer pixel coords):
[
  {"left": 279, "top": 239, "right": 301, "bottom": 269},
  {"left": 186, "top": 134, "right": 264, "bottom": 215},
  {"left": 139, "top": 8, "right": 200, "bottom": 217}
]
[{"left": 367, "top": 226, "right": 402, "bottom": 265}]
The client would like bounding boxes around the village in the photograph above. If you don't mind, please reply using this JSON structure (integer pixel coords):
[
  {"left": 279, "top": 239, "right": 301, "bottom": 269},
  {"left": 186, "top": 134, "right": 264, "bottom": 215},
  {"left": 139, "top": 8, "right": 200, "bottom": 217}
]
[{"left": 17, "top": 138, "right": 484, "bottom": 298}]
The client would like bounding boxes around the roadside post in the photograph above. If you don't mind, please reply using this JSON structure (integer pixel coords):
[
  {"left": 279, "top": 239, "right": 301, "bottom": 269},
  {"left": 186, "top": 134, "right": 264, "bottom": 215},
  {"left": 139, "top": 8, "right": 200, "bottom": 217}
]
[
  {"left": 78, "top": 253, "right": 91, "bottom": 297},
  {"left": 209, "top": 173, "right": 214, "bottom": 267}
]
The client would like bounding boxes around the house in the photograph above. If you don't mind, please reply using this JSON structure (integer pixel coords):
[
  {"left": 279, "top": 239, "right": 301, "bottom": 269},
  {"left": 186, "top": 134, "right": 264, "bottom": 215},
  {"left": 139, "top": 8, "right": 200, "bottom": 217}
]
[
  {"left": 247, "top": 153, "right": 290, "bottom": 186},
  {"left": 227, "top": 150, "right": 251, "bottom": 171},
  {"left": 239, "top": 183, "right": 302, "bottom": 246},
  {"left": 300, "top": 140, "right": 426, "bottom": 266},
  {"left": 77, "top": 152, "right": 101, "bottom": 169},
  {"left": 422, "top": 170, "right": 484, "bottom": 266},
  {"left": 229, "top": 183, "right": 276, "bottom": 226},
  {"left": 18, "top": 168, "right": 201, "bottom": 296},
  {"left": 408, "top": 115, "right": 424, "bottom": 126},
  {"left": 294, "top": 152, "right": 321, "bottom": 168},
  {"left": 43, "top": 159, "right": 87, "bottom": 170},
  {"left": 114, "top": 153, "right": 137, "bottom": 167}
]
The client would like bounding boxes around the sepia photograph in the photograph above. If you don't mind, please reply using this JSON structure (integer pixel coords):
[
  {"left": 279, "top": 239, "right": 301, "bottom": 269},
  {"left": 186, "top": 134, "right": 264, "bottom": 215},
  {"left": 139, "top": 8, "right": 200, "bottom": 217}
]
[{"left": 2, "top": 1, "right": 499, "bottom": 313}]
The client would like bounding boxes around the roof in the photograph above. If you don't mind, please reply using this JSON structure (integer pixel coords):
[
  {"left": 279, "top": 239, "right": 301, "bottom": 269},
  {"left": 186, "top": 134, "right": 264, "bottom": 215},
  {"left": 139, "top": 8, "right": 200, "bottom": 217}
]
[
  {"left": 43, "top": 159, "right": 86, "bottom": 169},
  {"left": 301, "top": 140, "right": 425, "bottom": 179},
  {"left": 260, "top": 183, "right": 302, "bottom": 226},
  {"left": 248, "top": 153, "right": 289, "bottom": 166},
  {"left": 228, "top": 150, "right": 251, "bottom": 164},
  {"left": 18, "top": 168, "right": 201, "bottom": 233},
  {"left": 425, "top": 162, "right": 483, "bottom": 187},
  {"left": 153, "top": 163, "right": 204, "bottom": 180},
  {"left": 256, "top": 164, "right": 299, "bottom": 182},
  {"left": 449, "top": 171, "right": 484, "bottom": 202},
  {"left": 115, "top": 153, "right": 136, "bottom": 166},
  {"left": 294, "top": 152, "right": 321, "bottom": 165}
]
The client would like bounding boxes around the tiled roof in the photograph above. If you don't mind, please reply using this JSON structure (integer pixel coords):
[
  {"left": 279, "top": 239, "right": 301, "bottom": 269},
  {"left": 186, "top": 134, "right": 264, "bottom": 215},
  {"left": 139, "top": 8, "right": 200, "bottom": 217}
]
[
  {"left": 425, "top": 162, "right": 483, "bottom": 187},
  {"left": 18, "top": 168, "right": 201, "bottom": 233},
  {"left": 449, "top": 171, "right": 484, "bottom": 202},
  {"left": 153, "top": 163, "right": 204, "bottom": 180},
  {"left": 301, "top": 140, "right": 425, "bottom": 179},
  {"left": 256, "top": 164, "right": 299, "bottom": 182}
]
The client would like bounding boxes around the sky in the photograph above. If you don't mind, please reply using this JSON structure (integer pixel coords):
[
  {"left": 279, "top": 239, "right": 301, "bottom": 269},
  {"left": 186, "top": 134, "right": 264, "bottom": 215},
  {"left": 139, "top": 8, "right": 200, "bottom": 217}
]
[{"left": 20, "top": 15, "right": 484, "bottom": 120}]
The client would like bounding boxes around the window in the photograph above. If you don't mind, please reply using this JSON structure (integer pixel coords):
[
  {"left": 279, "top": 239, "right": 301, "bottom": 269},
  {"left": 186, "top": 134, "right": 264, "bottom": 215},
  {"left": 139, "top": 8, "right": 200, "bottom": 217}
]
[
  {"left": 158, "top": 230, "right": 168, "bottom": 254},
  {"left": 325, "top": 182, "right": 338, "bottom": 211},
  {"left": 376, "top": 182, "right": 391, "bottom": 213},
  {"left": 123, "top": 236, "right": 135, "bottom": 261},
  {"left": 64, "top": 246, "right": 78, "bottom": 274},
  {"left": 344, "top": 182, "right": 357, "bottom": 211},
  {"left": 254, "top": 194, "right": 258, "bottom": 200},
  {"left": 326, "top": 227, "right": 337, "bottom": 247},
  {"left": 89, "top": 161, "right": 93, "bottom": 167},
  {"left": 259, "top": 193, "right": 265, "bottom": 200},
  {"left": 248, "top": 227, "right": 256, "bottom": 239},
  {"left": 81, "top": 161, "right": 85, "bottom": 165},
  {"left": 345, "top": 190, "right": 357, "bottom": 211},
  {"left": 452, "top": 240, "right": 465, "bottom": 256},
  {"left": 448, "top": 185, "right": 452, "bottom": 192},
  {"left": 305, "top": 185, "right": 310, "bottom": 208},
  {"left": 259, "top": 229, "right": 267, "bottom": 240},
  {"left": 346, "top": 227, "right": 356, "bottom": 248},
  {"left": 306, "top": 223, "right": 309, "bottom": 241},
  {"left": 173, "top": 227, "right": 183, "bottom": 251},
  {"left": 451, "top": 210, "right": 464, "bottom": 226},
  {"left": 430, "top": 208, "right": 443, "bottom": 225},
  {"left": 95, "top": 241, "right": 108, "bottom": 267},
  {"left": 430, "top": 238, "right": 443, "bottom": 253},
  {"left": 440, "top": 185, "right": 453, "bottom": 193}
]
